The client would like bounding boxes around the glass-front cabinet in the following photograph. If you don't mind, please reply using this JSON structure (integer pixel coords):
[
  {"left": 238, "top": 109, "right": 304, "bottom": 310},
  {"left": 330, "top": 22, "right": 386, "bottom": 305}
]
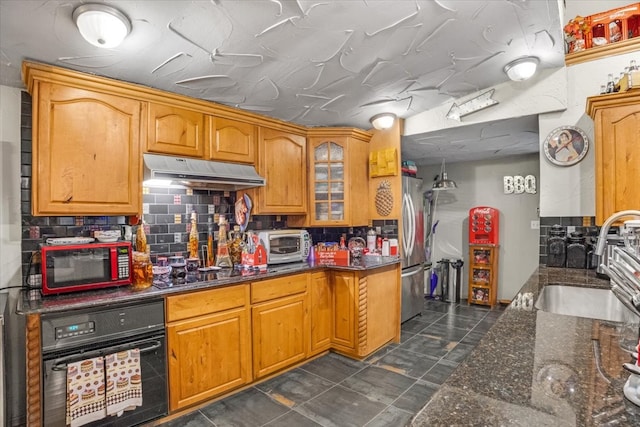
[
  {"left": 312, "top": 140, "right": 346, "bottom": 223},
  {"left": 287, "top": 128, "right": 371, "bottom": 228}
]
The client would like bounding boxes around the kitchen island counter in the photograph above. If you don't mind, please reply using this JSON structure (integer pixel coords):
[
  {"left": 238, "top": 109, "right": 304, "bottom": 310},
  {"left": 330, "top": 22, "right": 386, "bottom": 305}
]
[
  {"left": 17, "top": 256, "right": 400, "bottom": 315},
  {"left": 411, "top": 266, "right": 640, "bottom": 426}
]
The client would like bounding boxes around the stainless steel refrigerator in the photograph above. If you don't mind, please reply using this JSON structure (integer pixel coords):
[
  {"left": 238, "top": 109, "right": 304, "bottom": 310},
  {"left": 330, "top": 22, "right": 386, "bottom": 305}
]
[{"left": 401, "top": 175, "right": 425, "bottom": 322}]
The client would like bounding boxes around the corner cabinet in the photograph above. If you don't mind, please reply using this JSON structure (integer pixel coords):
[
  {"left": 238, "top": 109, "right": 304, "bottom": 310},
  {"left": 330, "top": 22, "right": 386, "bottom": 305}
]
[
  {"left": 248, "top": 127, "right": 307, "bottom": 214},
  {"left": 291, "top": 128, "right": 370, "bottom": 227},
  {"left": 586, "top": 90, "right": 640, "bottom": 225},
  {"left": 166, "top": 285, "right": 252, "bottom": 411},
  {"left": 30, "top": 81, "right": 142, "bottom": 216}
]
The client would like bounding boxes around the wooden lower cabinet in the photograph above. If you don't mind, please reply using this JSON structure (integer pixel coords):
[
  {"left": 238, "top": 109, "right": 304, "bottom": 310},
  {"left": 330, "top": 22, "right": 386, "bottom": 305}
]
[
  {"left": 310, "top": 271, "right": 332, "bottom": 355},
  {"left": 166, "top": 286, "right": 252, "bottom": 411},
  {"left": 331, "top": 265, "right": 400, "bottom": 358},
  {"left": 251, "top": 274, "right": 309, "bottom": 378},
  {"left": 164, "top": 266, "right": 399, "bottom": 412}
]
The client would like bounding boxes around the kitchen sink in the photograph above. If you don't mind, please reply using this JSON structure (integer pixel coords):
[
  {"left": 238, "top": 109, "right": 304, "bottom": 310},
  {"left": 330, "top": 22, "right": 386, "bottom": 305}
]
[{"left": 535, "top": 284, "right": 638, "bottom": 323}]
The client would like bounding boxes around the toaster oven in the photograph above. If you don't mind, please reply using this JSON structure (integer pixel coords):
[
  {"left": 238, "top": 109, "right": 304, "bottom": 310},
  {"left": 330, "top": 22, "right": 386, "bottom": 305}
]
[{"left": 257, "top": 230, "right": 311, "bottom": 265}]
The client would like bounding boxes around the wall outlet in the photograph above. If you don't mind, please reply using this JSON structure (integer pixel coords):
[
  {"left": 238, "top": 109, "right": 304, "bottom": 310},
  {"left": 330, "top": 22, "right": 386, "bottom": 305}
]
[
  {"left": 531, "top": 220, "right": 540, "bottom": 230},
  {"left": 567, "top": 226, "right": 576, "bottom": 234}
]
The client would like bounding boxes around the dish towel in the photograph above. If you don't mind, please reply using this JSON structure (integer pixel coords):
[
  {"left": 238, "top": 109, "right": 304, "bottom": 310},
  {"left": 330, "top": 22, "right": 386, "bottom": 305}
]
[
  {"left": 105, "top": 349, "right": 143, "bottom": 416},
  {"left": 66, "top": 356, "right": 106, "bottom": 427}
]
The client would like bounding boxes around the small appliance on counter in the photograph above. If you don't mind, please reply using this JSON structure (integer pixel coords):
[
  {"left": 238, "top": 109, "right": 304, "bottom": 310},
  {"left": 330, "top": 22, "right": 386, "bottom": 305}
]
[
  {"left": 39, "top": 241, "right": 132, "bottom": 295},
  {"left": 257, "top": 229, "right": 311, "bottom": 265}
]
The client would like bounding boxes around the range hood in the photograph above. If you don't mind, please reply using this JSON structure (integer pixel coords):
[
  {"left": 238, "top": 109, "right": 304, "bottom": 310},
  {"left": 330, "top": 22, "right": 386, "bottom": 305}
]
[{"left": 143, "top": 153, "right": 265, "bottom": 191}]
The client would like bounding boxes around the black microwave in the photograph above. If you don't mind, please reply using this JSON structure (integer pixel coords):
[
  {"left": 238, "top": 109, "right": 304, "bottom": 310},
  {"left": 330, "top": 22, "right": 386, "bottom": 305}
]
[{"left": 41, "top": 242, "right": 132, "bottom": 295}]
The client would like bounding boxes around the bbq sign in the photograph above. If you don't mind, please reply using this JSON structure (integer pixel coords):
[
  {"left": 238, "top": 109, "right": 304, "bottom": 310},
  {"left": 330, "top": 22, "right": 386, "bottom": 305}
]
[{"left": 503, "top": 175, "right": 537, "bottom": 194}]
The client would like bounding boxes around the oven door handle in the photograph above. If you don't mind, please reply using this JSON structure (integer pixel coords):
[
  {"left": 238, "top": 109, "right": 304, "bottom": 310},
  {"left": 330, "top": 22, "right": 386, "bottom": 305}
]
[{"left": 50, "top": 338, "right": 163, "bottom": 371}]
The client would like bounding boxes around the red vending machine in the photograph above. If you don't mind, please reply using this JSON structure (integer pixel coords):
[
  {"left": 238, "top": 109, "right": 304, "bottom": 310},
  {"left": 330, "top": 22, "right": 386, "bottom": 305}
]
[
  {"left": 469, "top": 206, "right": 499, "bottom": 245},
  {"left": 468, "top": 206, "right": 499, "bottom": 307}
]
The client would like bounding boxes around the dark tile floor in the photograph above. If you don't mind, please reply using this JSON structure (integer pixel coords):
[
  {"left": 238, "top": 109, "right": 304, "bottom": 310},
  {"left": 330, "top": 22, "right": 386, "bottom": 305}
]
[{"left": 157, "top": 299, "right": 505, "bottom": 427}]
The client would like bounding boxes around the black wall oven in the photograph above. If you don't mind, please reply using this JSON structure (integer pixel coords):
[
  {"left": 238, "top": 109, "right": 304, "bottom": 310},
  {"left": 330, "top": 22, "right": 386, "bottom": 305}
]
[{"left": 41, "top": 300, "right": 167, "bottom": 426}]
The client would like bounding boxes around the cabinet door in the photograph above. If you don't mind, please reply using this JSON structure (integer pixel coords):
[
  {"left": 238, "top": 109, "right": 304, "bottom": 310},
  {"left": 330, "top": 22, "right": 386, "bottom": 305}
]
[
  {"left": 365, "top": 266, "right": 400, "bottom": 352},
  {"left": 310, "top": 271, "right": 331, "bottom": 355},
  {"left": 167, "top": 307, "right": 252, "bottom": 411},
  {"left": 331, "top": 271, "right": 357, "bottom": 351},
  {"left": 309, "top": 138, "right": 349, "bottom": 225},
  {"left": 592, "top": 98, "right": 640, "bottom": 224},
  {"left": 147, "top": 103, "right": 204, "bottom": 157},
  {"left": 252, "top": 293, "right": 308, "bottom": 378},
  {"left": 207, "top": 117, "right": 256, "bottom": 164},
  {"left": 348, "top": 136, "right": 370, "bottom": 226},
  {"left": 33, "top": 82, "right": 142, "bottom": 215},
  {"left": 252, "top": 127, "right": 307, "bottom": 214}
]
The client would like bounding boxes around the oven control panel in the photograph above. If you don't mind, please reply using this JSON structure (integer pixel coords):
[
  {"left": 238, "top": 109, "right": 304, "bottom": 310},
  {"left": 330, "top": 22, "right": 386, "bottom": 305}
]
[{"left": 55, "top": 321, "right": 95, "bottom": 340}]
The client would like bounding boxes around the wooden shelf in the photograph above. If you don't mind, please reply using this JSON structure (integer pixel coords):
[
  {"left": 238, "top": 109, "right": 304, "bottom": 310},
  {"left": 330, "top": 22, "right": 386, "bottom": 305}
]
[{"left": 565, "top": 38, "right": 640, "bottom": 66}]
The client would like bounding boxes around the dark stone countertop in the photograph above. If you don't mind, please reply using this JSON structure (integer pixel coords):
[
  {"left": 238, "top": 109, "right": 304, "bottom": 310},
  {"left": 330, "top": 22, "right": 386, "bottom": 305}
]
[
  {"left": 17, "top": 256, "right": 400, "bottom": 315},
  {"left": 411, "top": 266, "right": 640, "bottom": 426}
]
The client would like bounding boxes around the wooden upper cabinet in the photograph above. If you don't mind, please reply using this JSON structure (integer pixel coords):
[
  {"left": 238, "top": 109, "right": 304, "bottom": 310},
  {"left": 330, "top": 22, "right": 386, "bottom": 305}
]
[
  {"left": 249, "top": 127, "right": 307, "bottom": 214},
  {"left": 586, "top": 90, "right": 640, "bottom": 225},
  {"left": 32, "top": 82, "right": 142, "bottom": 216},
  {"left": 146, "top": 103, "right": 204, "bottom": 157},
  {"left": 303, "top": 129, "right": 371, "bottom": 226},
  {"left": 206, "top": 117, "right": 256, "bottom": 164}
]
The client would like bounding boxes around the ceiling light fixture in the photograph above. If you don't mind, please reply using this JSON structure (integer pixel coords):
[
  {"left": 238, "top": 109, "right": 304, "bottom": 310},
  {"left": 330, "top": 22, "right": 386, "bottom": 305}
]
[
  {"left": 370, "top": 113, "right": 397, "bottom": 130},
  {"left": 73, "top": 4, "right": 131, "bottom": 48},
  {"left": 503, "top": 56, "right": 539, "bottom": 81},
  {"left": 432, "top": 160, "right": 457, "bottom": 191}
]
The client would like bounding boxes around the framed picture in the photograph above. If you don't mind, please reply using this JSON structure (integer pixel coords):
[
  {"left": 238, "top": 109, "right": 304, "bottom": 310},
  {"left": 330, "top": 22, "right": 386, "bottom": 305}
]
[{"left": 543, "top": 126, "right": 589, "bottom": 167}]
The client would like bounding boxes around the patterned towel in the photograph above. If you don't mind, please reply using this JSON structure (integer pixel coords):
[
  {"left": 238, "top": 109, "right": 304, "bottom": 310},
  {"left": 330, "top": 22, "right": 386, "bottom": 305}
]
[
  {"left": 66, "top": 356, "right": 106, "bottom": 427},
  {"left": 105, "top": 349, "right": 143, "bottom": 416}
]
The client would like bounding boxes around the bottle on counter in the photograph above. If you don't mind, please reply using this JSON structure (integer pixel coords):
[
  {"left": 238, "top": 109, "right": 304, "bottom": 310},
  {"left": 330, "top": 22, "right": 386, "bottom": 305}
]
[
  {"left": 367, "top": 229, "right": 376, "bottom": 252},
  {"left": 135, "top": 221, "right": 147, "bottom": 253},
  {"left": 229, "top": 226, "right": 244, "bottom": 266},
  {"left": 207, "top": 216, "right": 215, "bottom": 267},
  {"left": 188, "top": 211, "right": 199, "bottom": 260},
  {"left": 216, "top": 215, "right": 233, "bottom": 268}
]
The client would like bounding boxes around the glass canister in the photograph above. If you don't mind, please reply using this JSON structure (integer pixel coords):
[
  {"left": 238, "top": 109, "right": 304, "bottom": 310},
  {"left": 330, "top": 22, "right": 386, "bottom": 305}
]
[
  {"left": 547, "top": 225, "right": 566, "bottom": 267},
  {"left": 566, "top": 232, "right": 586, "bottom": 269},
  {"left": 132, "top": 251, "right": 153, "bottom": 290}
]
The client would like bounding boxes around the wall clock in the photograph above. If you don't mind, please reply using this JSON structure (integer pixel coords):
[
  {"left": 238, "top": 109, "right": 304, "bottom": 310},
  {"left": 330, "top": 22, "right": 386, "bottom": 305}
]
[{"left": 543, "top": 125, "right": 589, "bottom": 167}]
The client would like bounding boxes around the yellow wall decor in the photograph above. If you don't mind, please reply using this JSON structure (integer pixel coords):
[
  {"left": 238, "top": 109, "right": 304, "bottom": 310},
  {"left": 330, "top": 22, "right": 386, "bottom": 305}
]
[{"left": 369, "top": 148, "right": 398, "bottom": 177}]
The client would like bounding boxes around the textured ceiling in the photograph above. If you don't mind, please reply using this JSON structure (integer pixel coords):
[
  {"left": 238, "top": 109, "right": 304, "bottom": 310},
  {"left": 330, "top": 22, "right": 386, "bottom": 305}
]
[{"left": 0, "top": 0, "right": 565, "bottom": 165}]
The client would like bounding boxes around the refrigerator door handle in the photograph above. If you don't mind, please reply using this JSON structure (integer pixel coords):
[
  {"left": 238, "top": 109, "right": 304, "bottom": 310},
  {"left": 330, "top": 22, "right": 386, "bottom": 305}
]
[
  {"left": 406, "top": 194, "right": 416, "bottom": 256},
  {"left": 401, "top": 264, "right": 423, "bottom": 278},
  {"left": 403, "top": 193, "right": 416, "bottom": 258},
  {"left": 402, "top": 193, "right": 411, "bottom": 258}
]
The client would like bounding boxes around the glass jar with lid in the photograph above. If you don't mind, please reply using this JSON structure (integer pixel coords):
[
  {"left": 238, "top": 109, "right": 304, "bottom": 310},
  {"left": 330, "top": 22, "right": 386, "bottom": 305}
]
[{"left": 131, "top": 251, "right": 153, "bottom": 290}]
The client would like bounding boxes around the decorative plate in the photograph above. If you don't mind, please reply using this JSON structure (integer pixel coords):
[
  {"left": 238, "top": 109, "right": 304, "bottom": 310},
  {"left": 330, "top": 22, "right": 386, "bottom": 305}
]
[
  {"left": 46, "top": 237, "right": 95, "bottom": 245},
  {"left": 543, "top": 126, "right": 589, "bottom": 167}
]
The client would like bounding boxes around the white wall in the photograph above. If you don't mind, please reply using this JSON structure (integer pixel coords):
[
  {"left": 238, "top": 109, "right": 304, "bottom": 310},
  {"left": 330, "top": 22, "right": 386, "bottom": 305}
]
[
  {"left": 417, "top": 154, "right": 540, "bottom": 301},
  {"left": 0, "top": 85, "right": 22, "bottom": 290}
]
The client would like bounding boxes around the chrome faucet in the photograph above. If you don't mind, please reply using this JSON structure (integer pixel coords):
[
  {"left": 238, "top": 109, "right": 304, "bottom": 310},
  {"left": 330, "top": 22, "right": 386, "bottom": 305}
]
[{"left": 595, "top": 210, "right": 640, "bottom": 256}]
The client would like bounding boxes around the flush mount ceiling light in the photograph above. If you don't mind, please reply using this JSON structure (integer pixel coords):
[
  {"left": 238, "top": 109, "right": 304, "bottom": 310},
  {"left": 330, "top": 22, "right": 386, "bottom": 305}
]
[
  {"left": 370, "top": 113, "right": 397, "bottom": 130},
  {"left": 73, "top": 4, "right": 131, "bottom": 48},
  {"left": 503, "top": 56, "right": 539, "bottom": 81}
]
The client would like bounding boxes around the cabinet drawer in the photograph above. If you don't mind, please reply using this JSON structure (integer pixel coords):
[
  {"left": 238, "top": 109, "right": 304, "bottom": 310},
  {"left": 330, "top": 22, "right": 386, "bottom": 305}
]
[
  {"left": 251, "top": 274, "right": 308, "bottom": 304},
  {"left": 166, "top": 285, "right": 248, "bottom": 322}
]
